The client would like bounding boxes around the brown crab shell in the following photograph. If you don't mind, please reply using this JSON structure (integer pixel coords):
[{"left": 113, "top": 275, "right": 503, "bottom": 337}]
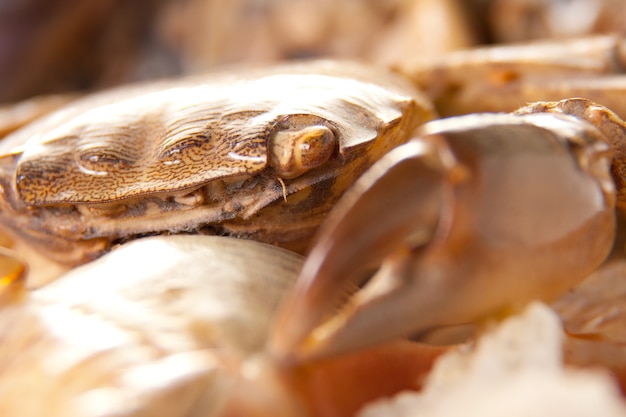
[{"left": 0, "top": 60, "right": 434, "bottom": 265}]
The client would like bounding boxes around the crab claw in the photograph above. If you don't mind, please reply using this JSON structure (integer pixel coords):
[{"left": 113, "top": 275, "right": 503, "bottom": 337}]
[
  {"left": 269, "top": 112, "right": 617, "bottom": 362},
  {"left": 268, "top": 136, "right": 459, "bottom": 360}
]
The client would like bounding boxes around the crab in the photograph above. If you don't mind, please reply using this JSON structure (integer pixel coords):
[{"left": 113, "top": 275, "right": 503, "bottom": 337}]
[
  {"left": 3, "top": 33, "right": 626, "bottom": 416},
  {"left": 0, "top": 61, "right": 433, "bottom": 268}
]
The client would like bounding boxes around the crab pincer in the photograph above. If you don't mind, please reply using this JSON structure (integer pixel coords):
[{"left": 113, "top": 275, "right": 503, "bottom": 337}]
[{"left": 270, "top": 99, "right": 622, "bottom": 361}]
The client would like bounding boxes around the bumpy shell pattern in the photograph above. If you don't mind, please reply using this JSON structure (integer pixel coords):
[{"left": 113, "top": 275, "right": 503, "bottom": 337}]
[
  {"left": 15, "top": 73, "right": 413, "bottom": 205},
  {"left": 0, "top": 61, "right": 434, "bottom": 264}
]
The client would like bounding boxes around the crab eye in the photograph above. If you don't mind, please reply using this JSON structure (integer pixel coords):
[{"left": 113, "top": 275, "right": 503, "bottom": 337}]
[{"left": 269, "top": 125, "right": 336, "bottom": 179}]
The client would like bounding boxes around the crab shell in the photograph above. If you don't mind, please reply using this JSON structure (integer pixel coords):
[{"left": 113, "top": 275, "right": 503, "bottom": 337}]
[{"left": 0, "top": 61, "right": 434, "bottom": 265}]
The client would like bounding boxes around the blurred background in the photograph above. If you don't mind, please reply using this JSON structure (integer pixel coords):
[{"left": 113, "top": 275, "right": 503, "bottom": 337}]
[{"left": 0, "top": 0, "right": 625, "bottom": 103}]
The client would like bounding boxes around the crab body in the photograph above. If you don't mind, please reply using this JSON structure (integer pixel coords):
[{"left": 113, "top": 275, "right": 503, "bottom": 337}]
[{"left": 0, "top": 62, "right": 433, "bottom": 265}]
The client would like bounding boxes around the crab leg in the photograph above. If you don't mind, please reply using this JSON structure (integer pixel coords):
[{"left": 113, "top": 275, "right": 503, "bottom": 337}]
[
  {"left": 401, "top": 35, "right": 626, "bottom": 119},
  {"left": 270, "top": 107, "right": 618, "bottom": 362}
]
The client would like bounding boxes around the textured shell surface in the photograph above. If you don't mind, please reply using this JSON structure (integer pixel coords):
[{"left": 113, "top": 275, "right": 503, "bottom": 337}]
[
  {"left": 1, "top": 61, "right": 421, "bottom": 205},
  {"left": 0, "top": 61, "right": 432, "bottom": 265}
]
